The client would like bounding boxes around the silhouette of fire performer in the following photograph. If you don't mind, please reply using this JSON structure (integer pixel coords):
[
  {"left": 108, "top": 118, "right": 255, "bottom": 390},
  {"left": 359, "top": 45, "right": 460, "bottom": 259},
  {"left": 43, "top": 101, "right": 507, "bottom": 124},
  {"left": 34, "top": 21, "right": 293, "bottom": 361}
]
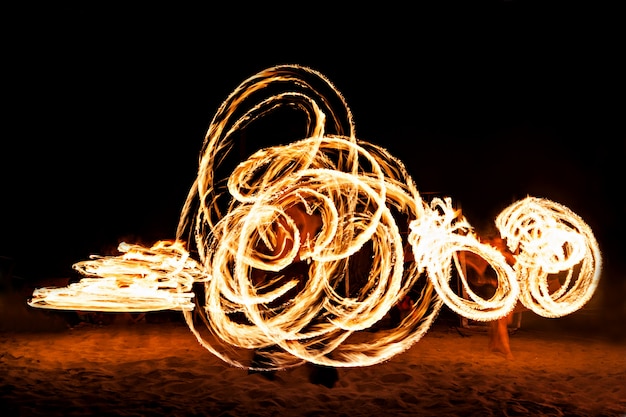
[{"left": 462, "top": 233, "right": 561, "bottom": 359}]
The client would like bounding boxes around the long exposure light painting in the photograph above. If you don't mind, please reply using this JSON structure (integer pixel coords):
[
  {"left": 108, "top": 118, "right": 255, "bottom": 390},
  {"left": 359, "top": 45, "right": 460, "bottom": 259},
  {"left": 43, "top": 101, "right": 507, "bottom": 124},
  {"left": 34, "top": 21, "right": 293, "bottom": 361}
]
[{"left": 28, "top": 65, "right": 602, "bottom": 370}]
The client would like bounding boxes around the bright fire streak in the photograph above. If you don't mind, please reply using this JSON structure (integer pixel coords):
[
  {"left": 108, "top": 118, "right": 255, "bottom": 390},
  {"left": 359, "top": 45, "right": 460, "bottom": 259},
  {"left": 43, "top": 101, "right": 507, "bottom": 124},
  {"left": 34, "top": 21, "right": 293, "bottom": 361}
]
[
  {"left": 29, "top": 240, "right": 205, "bottom": 312},
  {"left": 496, "top": 197, "right": 602, "bottom": 318},
  {"left": 409, "top": 197, "right": 520, "bottom": 323},
  {"left": 27, "top": 65, "right": 602, "bottom": 370}
]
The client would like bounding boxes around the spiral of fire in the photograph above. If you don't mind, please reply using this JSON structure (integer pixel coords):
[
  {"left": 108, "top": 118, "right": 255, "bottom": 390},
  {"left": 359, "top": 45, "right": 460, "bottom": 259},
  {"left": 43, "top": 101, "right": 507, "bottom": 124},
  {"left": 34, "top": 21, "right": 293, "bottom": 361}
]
[{"left": 29, "top": 65, "right": 601, "bottom": 370}]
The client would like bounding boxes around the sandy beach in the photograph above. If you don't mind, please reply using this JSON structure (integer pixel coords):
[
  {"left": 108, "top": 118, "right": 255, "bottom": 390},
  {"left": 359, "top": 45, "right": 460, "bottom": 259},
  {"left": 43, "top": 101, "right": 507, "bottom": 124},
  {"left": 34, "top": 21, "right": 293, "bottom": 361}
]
[{"left": 1, "top": 293, "right": 624, "bottom": 417}]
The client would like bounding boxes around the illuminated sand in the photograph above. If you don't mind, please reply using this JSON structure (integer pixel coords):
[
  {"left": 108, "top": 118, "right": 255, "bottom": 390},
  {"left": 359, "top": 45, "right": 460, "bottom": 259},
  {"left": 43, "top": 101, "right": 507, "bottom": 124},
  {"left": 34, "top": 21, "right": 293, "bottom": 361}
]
[
  {"left": 28, "top": 65, "right": 602, "bottom": 370},
  {"left": 1, "top": 315, "right": 624, "bottom": 417}
]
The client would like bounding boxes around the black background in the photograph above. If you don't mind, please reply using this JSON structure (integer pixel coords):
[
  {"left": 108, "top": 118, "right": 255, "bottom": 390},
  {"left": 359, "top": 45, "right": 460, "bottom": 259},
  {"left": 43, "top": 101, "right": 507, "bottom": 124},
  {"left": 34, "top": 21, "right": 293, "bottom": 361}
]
[{"left": 2, "top": 2, "right": 623, "bottom": 314}]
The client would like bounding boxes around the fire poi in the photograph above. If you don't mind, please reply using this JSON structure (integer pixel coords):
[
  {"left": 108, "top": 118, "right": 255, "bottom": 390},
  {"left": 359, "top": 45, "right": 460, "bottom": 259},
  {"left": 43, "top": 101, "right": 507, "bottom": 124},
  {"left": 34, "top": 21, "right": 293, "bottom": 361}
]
[{"left": 28, "top": 65, "right": 602, "bottom": 370}]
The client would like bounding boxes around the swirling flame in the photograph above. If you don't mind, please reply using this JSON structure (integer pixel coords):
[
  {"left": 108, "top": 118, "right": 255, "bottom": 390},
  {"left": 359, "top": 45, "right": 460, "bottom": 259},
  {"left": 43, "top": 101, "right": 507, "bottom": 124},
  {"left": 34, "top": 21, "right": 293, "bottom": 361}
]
[{"left": 28, "top": 65, "right": 601, "bottom": 369}]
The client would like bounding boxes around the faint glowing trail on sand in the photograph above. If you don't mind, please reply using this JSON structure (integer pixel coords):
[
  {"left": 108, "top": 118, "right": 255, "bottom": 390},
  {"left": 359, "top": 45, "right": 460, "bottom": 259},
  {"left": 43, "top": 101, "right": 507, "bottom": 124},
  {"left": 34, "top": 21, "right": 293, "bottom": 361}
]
[{"left": 28, "top": 65, "right": 602, "bottom": 370}]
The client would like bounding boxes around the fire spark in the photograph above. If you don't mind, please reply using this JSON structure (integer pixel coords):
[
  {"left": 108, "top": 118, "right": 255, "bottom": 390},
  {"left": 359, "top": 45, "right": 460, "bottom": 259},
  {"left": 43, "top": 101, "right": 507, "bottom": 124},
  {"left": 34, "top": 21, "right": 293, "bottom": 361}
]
[{"left": 28, "top": 65, "right": 602, "bottom": 370}]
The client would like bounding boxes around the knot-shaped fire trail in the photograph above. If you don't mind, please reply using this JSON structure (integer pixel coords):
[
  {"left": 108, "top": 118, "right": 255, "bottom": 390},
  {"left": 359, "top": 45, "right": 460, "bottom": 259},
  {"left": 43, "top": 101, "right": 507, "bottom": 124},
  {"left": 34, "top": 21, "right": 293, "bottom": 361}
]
[
  {"left": 496, "top": 197, "right": 601, "bottom": 318},
  {"left": 176, "top": 65, "right": 444, "bottom": 369}
]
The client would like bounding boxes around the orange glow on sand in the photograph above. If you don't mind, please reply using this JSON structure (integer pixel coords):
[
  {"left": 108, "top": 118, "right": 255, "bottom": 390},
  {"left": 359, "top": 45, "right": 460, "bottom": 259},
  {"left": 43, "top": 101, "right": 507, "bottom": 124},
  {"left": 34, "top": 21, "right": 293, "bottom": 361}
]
[{"left": 28, "top": 65, "right": 602, "bottom": 370}]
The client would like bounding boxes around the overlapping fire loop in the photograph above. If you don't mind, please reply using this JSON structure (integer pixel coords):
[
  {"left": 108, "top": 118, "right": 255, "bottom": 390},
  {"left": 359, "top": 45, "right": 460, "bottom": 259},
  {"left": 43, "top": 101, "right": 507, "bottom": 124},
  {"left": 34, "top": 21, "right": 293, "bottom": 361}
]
[{"left": 29, "top": 65, "right": 602, "bottom": 370}]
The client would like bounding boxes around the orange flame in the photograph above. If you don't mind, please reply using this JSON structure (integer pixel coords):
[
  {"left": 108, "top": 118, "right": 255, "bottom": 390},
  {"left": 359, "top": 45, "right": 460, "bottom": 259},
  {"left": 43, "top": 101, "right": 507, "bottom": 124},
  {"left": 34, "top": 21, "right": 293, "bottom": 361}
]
[{"left": 28, "top": 65, "right": 602, "bottom": 369}]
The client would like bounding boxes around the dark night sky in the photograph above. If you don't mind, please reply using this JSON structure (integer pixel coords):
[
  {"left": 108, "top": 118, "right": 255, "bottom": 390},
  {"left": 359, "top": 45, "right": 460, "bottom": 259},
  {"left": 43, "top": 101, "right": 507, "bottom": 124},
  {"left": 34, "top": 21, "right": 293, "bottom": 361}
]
[{"left": 3, "top": 1, "right": 624, "bottom": 304}]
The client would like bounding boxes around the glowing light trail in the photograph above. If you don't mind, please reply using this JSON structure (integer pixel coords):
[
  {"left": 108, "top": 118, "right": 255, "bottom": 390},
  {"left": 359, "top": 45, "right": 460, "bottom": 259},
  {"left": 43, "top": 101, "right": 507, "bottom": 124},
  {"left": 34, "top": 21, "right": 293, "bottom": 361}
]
[
  {"left": 28, "top": 65, "right": 602, "bottom": 370},
  {"left": 496, "top": 197, "right": 602, "bottom": 318},
  {"left": 30, "top": 240, "right": 204, "bottom": 312}
]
